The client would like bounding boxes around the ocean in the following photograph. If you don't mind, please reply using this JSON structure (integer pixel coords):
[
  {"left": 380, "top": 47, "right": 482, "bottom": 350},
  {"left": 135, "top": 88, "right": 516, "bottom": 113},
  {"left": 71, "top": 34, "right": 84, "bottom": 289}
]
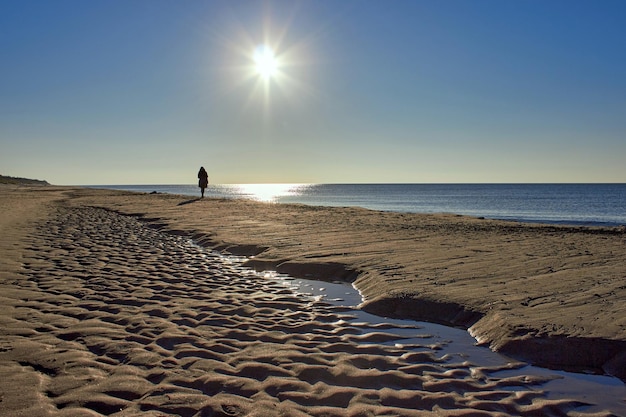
[{"left": 89, "top": 183, "right": 626, "bottom": 227}]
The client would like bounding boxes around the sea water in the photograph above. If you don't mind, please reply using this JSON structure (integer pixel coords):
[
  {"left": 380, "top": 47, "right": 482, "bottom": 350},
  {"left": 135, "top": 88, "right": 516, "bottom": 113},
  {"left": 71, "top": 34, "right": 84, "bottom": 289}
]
[{"left": 90, "top": 183, "right": 626, "bottom": 226}]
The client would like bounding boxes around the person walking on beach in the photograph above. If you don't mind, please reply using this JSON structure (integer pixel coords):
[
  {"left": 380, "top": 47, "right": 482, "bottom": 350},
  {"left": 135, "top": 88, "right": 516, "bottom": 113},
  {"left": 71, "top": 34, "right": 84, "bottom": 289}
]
[{"left": 198, "top": 166, "right": 209, "bottom": 198}]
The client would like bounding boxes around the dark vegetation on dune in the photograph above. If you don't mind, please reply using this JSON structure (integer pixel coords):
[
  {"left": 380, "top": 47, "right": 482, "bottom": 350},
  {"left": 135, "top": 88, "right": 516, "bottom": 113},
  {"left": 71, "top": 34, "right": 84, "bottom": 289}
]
[{"left": 0, "top": 175, "right": 49, "bottom": 186}]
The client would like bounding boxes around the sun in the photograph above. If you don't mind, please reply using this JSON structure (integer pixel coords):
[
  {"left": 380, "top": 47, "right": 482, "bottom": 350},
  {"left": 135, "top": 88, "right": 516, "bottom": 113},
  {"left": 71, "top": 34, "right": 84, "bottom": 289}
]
[{"left": 253, "top": 44, "right": 278, "bottom": 79}]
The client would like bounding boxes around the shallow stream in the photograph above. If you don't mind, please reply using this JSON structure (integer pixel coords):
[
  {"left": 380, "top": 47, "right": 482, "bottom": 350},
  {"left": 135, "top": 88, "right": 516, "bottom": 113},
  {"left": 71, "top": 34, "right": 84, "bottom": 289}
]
[{"left": 244, "top": 261, "right": 626, "bottom": 415}]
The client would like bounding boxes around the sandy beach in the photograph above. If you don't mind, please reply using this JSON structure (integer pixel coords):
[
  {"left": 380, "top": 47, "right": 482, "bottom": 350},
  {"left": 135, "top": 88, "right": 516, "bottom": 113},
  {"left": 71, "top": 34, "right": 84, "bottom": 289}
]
[{"left": 1, "top": 185, "right": 625, "bottom": 416}]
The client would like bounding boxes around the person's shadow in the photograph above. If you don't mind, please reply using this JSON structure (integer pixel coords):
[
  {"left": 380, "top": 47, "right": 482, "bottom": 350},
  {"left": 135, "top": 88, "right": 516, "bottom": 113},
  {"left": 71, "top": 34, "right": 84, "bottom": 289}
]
[{"left": 177, "top": 198, "right": 202, "bottom": 206}]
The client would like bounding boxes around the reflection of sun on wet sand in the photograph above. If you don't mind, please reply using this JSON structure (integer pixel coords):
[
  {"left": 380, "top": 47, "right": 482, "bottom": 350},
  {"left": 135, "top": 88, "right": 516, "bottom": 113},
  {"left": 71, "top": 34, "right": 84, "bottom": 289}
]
[{"left": 1, "top": 185, "right": 625, "bottom": 416}]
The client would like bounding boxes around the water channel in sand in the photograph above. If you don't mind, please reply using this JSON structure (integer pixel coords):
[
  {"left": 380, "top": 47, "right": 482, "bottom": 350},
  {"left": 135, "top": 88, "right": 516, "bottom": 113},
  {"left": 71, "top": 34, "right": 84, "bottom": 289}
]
[{"left": 216, "top": 252, "right": 626, "bottom": 415}]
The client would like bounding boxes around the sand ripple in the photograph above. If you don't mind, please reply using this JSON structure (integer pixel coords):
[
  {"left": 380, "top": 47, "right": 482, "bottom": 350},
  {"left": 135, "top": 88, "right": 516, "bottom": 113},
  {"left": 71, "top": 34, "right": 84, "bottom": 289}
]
[{"left": 0, "top": 206, "right": 607, "bottom": 416}]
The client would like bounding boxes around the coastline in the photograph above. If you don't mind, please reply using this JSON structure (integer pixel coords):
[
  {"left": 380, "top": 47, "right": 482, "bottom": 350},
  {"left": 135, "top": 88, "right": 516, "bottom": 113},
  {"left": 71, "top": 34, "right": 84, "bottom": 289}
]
[
  {"left": 90, "top": 183, "right": 626, "bottom": 228},
  {"left": 67, "top": 187, "right": 626, "bottom": 379},
  {"left": 2, "top": 185, "right": 626, "bottom": 415}
]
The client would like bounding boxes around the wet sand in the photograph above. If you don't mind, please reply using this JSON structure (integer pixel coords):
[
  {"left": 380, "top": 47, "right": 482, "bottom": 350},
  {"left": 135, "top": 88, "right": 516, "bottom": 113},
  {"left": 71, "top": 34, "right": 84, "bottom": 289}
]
[{"left": 1, "top": 185, "right": 625, "bottom": 416}]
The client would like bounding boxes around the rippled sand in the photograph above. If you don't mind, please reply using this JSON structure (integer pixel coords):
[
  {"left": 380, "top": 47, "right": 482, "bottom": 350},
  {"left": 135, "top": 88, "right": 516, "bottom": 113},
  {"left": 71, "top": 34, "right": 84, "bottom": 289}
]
[{"left": 0, "top": 186, "right": 623, "bottom": 416}]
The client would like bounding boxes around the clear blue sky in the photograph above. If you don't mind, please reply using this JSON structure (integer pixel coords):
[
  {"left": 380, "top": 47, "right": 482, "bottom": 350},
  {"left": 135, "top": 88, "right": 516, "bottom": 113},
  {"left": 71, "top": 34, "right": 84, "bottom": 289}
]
[{"left": 1, "top": 0, "right": 625, "bottom": 185}]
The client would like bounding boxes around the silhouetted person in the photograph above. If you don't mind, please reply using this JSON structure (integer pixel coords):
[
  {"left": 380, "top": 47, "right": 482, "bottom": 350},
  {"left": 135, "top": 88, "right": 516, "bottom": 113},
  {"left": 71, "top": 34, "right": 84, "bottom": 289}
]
[{"left": 198, "top": 166, "right": 208, "bottom": 198}]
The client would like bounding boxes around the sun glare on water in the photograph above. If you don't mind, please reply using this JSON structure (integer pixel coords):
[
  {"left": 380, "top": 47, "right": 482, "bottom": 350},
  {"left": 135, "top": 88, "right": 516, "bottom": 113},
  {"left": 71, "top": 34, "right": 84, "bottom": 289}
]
[
  {"left": 253, "top": 44, "right": 279, "bottom": 79},
  {"left": 236, "top": 183, "right": 301, "bottom": 202}
]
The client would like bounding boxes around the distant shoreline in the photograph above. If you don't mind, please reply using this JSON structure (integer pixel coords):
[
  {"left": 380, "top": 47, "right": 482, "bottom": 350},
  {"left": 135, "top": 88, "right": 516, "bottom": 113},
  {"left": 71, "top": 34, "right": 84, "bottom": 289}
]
[
  {"left": 0, "top": 175, "right": 49, "bottom": 186},
  {"left": 87, "top": 183, "right": 626, "bottom": 227}
]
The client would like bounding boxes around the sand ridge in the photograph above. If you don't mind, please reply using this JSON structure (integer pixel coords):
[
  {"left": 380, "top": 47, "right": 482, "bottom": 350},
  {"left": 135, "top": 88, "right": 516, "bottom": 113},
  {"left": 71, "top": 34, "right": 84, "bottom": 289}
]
[{"left": 0, "top": 186, "right": 624, "bottom": 415}]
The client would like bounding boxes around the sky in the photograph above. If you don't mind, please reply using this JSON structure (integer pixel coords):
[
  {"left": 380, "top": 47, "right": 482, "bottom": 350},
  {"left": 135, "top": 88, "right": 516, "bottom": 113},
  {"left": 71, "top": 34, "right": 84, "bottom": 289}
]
[{"left": 1, "top": 0, "right": 625, "bottom": 185}]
